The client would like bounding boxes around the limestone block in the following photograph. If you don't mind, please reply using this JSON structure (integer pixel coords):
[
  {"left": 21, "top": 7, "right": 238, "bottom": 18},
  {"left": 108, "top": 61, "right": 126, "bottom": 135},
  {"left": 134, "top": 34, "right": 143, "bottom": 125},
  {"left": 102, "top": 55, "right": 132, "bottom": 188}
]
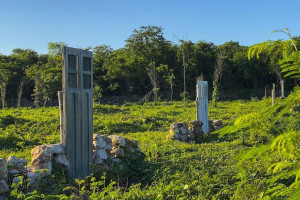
[
  {"left": 31, "top": 144, "right": 64, "bottom": 165},
  {"left": 213, "top": 120, "right": 223, "bottom": 127},
  {"left": 101, "top": 135, "right": 112, "bottom": 144},
  {"left": 213, "top": 119, "right": 223, "bottom": 130},
  {"left": 27, "top": 171, "right": 45, "bottom": 186},
  {"left": 30, "top": 162, "right": 52, "bottom": 175},
  {"left": 112, "top": 158, "right": 122, "bottom": 163},
  {"left": 93, "top": 134, "right": 101, "bottom": 141},
  {"left": 0, "top": 180, "right": 9, "bottom": 193},
  {"left": 110, "top": 135, "right": 126, "bottom": 147},
  {"left": 110, "top": 147, "right": 124, "bottom": 157},
  {"left": 12, "top": 177, "right": 21, "bottom": 184},
  {"left": 93, "top": 137, "right": 107, "bottom": 149},
  {"left": 94, "top": 158, "right": 103, "bottom": 165},
  {"left": 7, "top": 156, "right": 27, "bottom": 169},
  {"left": 170, "top": 123, "right": 178, "bottom": 130},
  {"left": 0, "top": 158, "right": 7, "bottom": 179},
  {"left": 95, "top": 149, "right": 108, "bottom": 160},
  {"left": 54, "top": 155, "right": 69, "bottom": 168},
  {"left": 179, "top": 127, "right": 187, "bottom": 135}
]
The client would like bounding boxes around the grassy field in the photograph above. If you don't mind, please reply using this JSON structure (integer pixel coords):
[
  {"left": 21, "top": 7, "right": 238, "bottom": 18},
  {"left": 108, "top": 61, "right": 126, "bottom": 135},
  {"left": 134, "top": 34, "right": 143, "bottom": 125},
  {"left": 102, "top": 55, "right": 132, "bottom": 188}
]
[{"left": 0, "top": 96, "right": 299, "bottom": 199}]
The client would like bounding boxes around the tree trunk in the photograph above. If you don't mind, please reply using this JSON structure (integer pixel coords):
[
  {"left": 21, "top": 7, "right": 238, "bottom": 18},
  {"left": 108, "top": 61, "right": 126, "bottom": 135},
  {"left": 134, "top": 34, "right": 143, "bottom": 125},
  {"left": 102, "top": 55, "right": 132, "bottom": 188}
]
[
  {"left": 17, "top": 79, "right": 24, "bottom": 109},
  {"left": 170, "top": 82, "right": 173, "bottom": 102},
  {"left": 1, "top": 83, "right": 6, "bottom": 109},
  {"left": 182, "top": 49, "right": 186, "bottom": 94}
]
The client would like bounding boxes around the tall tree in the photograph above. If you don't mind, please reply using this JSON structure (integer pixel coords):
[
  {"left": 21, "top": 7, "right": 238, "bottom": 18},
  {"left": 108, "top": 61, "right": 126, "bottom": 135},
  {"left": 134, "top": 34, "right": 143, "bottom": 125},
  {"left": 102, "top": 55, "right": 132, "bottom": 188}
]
[
  {"left": 212, "top": 51, "right": 224, "bottom": 105},
  {"left": 93, "top": 45, "right": 113, "bottom": 94},
  {"left": 178, "top": 40, "right": 195, "bottom": 100},
  {"left": 126, "top": 25, "right": 170, "bottom": 101}
]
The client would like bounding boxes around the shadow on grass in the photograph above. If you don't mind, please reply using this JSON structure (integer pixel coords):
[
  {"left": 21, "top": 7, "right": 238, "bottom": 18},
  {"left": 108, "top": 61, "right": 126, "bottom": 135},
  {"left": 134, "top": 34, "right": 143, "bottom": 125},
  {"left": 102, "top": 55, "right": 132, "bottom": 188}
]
[{"left": 94, "top": 156, "right": 161, "bottom": 188}]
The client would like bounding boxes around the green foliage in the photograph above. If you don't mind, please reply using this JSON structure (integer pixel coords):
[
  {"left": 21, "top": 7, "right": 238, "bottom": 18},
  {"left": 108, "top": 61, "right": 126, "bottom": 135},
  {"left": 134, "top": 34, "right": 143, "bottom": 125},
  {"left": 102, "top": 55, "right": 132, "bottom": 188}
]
[
  {"left": 248, "top": 28, "right": 300, "bottom": 79},
  {"left": 1, "top": 97, "right": 298, "bottom": 199},
  {"left": 0, "top": 26, "right": 291, "bottom": 103}
]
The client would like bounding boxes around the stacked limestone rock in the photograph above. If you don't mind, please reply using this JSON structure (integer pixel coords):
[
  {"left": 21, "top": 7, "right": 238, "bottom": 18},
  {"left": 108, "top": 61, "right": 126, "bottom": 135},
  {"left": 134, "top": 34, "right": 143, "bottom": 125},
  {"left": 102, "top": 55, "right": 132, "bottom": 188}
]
[
  {"left": 28, "top": 144, "right": 69, "bottom": 182},
  {"left": 0, "top": 135, "right": 143, "bottom": 192},
  {"left": 93, "top": 134, "right": 143, "bottom": 166},
  {"left": 0, "top": 156, "right": 28, "bottom": 192},
  {"left": 209, "top": 119, "right": 223, "bottom": 132},
  {"left": 0, "top": 158, "right": 8, "bottom": 193},
  {"left": 167, "top": 121, "right": 204, "bottom": 142}
]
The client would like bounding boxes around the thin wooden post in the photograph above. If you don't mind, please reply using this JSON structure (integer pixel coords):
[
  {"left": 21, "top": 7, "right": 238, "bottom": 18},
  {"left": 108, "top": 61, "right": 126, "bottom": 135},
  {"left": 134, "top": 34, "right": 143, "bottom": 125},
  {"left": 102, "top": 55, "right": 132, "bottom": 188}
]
[
  {"left": 264, "top": 85, "right": 268, "bottom": 98},
  {"left": 58, "top": 91, "right": 63, "bottom": 144},
  {"left": 272, "top": 83, "right": 275, "bottom": 106},
  {"left": 280, "top": 80, "right": 284, "bottom": 98},
  {"left": 196, "top": 81, "right": 209, "bottom": 133}
]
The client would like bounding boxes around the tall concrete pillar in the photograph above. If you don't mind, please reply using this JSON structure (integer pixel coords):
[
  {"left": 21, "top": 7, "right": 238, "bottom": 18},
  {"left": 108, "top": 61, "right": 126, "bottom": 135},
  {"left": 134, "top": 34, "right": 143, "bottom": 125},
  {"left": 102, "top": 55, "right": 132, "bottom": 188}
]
[{"left": 196, "top": 81, "right": 209, "bottom": 133}]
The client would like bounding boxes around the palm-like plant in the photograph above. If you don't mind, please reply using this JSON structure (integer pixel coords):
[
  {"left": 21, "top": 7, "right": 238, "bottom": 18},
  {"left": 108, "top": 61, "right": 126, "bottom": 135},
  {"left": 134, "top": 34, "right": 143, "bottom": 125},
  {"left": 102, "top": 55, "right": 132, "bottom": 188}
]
[{"left": 248, "top": 28, "right": 300, "bottom": 78}]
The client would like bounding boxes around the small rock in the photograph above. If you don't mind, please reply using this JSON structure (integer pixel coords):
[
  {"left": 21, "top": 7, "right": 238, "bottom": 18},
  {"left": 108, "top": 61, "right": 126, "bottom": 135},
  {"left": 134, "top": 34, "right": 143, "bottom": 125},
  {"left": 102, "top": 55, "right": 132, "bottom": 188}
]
[
  {"left": 95, "top": 149, "right": 108, "bottom": 160},
  {"left": 110, "top": 135, "right": 126, "bottom": 147},
  {"left": 213, "top": 120, "right": 223, "bottom": 130},
  {"left": 31, "top": 144, "right": 64, "bottom": 165},
  {"left": 30, "top": 162, "right": 52, "bottom": 175},
  {"left": 214, "top": 126, "right": 222, "bottom": 131},
  {"left": 110, "top": 147, "right": 124, "bottom": 157},
  {"left": 213, "top": 120, "right": 223, "bottom": 127},
  {"left": 7, "top": 156, "right": 27, "bottom": 169},
  {"left": 54, "top": 155, "right": 69, "bottom": 168},
  {"left": 125, "top": 138, "right": 139, "bottom": 147},
  {"left": 170, "top": 123, "right": 178, "bottom": 130},
  {"left": 0, "top": 158, "right": 7, "bottom": 179},
  {"left": 94, "top": 158, "right": 103, "bottom": 165},
  {"left": 0, "top": 179, "right": 9, "bottom": 193},
  {"left": 93, "top": 134, "right": 101, "bottom": 141},
  {"left": 135, "top": 146, "right": 141, "bottom": 152},
  {"left": 93, "top": 137, "right": 107, "bottom": 149},
  {"left": 209, "top": 120, "right": 215, "bottom": 132},
  {"left": 8, "top": 169, "right": 19, "bottom": 175},
  {"left": 112, "top": 158, "right": 122, "bottom": 163},
  {"left": 101, "top": 135, "right": 112, "bottom": 143},
  {"left": 27, "top": 171, "right": 45, "bottom": 186},
  {"left": 179, "top": 127, "right": 187, "bottom": 135},
  {"left": 13, "top": 177, "right": 21, "bottom": 184}
]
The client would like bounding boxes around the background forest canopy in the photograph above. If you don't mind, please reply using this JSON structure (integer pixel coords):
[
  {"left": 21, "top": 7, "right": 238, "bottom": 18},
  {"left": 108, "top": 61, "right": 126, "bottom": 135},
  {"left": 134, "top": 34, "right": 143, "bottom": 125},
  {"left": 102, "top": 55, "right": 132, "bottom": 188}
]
[{"left": 0, "top": 25, "right": 298, "bottom": 106}]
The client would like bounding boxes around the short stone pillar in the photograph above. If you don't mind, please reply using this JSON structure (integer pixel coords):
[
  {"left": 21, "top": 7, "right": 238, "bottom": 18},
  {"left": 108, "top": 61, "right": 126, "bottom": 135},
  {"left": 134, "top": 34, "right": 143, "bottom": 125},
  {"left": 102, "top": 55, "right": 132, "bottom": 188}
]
[
  {"left": 196, "top": 81, "right": 209, "bottom": 133},
  {"left": 60, "top": 47, "right": 93, "bottom": 178}
]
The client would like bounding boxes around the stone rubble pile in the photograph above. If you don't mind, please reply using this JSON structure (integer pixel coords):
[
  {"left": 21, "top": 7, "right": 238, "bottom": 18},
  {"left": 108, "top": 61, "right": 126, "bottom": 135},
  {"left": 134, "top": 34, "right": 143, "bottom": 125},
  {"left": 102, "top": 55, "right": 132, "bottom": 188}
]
[
  {"left": 167, "top": 120, "right": 204, "bottom": 142},
  {"left": 209, "top": 119, "right": 223, "bottom": 132},
  {"left": 167, "top": 119, "right": 224, "bottom": 142},
  {"left": 0, "top": 156, "right": 29, "bottom": 192},
  {"left": 27, "top": 144, "right": 70, "bottom": 185},
  {"left": 0, "top": 135, "right": 144, "bottom": 192},
  {"left": 93, "top": 134, "right": 143, "bottom": 166},
  {"left": 0, "top": 144, "right": 70, "bottom": 192}
]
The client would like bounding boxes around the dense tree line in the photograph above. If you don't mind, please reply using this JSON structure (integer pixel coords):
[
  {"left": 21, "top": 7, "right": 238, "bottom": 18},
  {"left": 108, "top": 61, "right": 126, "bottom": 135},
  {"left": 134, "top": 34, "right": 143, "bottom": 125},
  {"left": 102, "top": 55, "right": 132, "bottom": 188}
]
[{"left": 0, "top": 26, "right": 297, "bottom": 107}]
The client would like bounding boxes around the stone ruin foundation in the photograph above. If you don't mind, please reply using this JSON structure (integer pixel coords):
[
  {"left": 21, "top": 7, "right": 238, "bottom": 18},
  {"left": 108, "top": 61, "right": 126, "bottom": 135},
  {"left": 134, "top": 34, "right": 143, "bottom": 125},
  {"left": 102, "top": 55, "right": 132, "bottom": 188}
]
[
  {"left": 0, "top": 134, "right": 143, "bottom": 193},
  {"left": 167, "top": 120, "right": 223, "bottom": 142}
]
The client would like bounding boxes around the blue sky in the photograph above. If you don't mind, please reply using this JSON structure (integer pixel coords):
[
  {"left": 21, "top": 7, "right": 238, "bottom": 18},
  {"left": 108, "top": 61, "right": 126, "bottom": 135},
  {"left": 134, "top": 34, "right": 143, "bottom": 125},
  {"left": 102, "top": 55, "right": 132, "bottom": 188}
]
[{"left": 0, "top": 0, "right": 299, "bottom": 55}]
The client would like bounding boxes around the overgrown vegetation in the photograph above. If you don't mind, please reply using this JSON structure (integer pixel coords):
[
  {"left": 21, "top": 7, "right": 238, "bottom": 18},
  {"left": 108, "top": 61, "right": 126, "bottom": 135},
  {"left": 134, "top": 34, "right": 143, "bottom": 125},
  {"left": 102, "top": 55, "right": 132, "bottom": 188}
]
[
  {"left": 0, "top": 26, "right": 297, "bottom": 108},
  {"left": 0, "top": 95, "right": 299, "bottom": 199}
]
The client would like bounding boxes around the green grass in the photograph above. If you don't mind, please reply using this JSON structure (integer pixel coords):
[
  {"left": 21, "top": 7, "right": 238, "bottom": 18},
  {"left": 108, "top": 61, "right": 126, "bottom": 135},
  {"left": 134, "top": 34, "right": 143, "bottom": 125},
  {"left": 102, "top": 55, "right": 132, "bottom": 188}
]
[{"left": 0, "top": 97, "right": 299, "bottom": 199}]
